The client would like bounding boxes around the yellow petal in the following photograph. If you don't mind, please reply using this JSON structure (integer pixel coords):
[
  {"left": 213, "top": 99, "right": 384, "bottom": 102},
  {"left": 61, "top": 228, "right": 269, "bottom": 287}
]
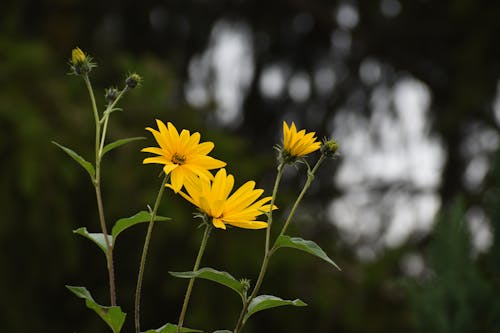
[
  {"left": 170, "top": 168, "right": 185, "bottom": 193},
  {"left": 212, "top": 218, "right": 227, "bottom": 229},
  {"left": 166, "top": 122, "right": 181, "bottom": 151},
  {"left": 143, "top": 156, "right": 170, "bottom": 165},
  {"left": 224, "top": 220, "right": 267, "bottom": 229},
  {"left": 193, "top": 141, "right": 215, "bottom": 155},
  {"left": 187, "top": 155, "right": 226, "bottom": 170},
  {"left": 162, "top": 163, "right": 177, "bottom": 175}
]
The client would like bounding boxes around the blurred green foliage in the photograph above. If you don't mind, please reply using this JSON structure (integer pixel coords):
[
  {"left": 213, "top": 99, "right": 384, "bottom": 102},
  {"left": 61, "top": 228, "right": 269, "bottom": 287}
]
[{"left": 406, "top": 198, "right": 500, "bottom": 333}]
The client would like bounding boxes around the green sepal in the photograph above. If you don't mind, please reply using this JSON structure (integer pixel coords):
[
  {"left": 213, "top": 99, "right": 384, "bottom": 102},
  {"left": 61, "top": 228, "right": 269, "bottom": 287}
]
[
  {"left": 169, "top": 267, "right": 245, "bottom": 300},
  {"left": 52, "top": 141, "right": 95, "bottom": 180},
  {"left": 66, "top": 286, "right": 126, "bottom": 333},
  {"left": 141, "top": 323, "right": 202, "bottom": 333},
  {"left": 244, "top": 295, "right": 306, "bottom": 322},
  {"left": 274, "top": 235, "right": 341, "bottom": 270},
  {"left": 101, "top": 136, "right": 145, "bottom": 157},
  {"left": 73, "top": 227, "right": 112, "bottom": 255},
  {"left": 112, "top": 210, "right": 171, "bottom": 239}
]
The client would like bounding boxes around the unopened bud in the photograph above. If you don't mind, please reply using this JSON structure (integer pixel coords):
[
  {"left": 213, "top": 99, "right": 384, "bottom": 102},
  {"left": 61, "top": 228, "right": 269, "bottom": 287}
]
[
  {"left": 321, "top": 138, "right": 339, "bottom": 158},
  {"left": 125, "top": 73, "right": 142, "bottom": 89},
  {"left": 71, "top": 47, "right": 86, "bottom": 65},
  {"left": 240, "top": 278, "right": 251, "bottom": 292},
  {"left": 69, "top": 47, "right": 96, "bottom": 75},
  {"left": 105, "top": 87, "right": 119, "bottom": 104}
]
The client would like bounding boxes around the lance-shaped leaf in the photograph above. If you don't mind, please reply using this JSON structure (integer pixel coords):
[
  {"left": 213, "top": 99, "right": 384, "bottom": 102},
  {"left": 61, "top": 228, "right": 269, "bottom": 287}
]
[
  {"left": 244, "top": 295, "right": 306, "bottom": 321},
  {"left": 142, "top": 323, "right": 202, "bottom": 333},
  {"left": 169, "top": 268, "right": 245, "bottom": 299},
  {"left": 101, "top": 137, "right": 146, "bottom": 157},
  {"left": 112, "top": 210, "right": 171, "bottom": 239},
  {"left": 52, "top": 141, "right": 95, "bottom": 179},
  {"left": 274, "top": 235, "right": 341, "bottom": 270},
  {"left": 66, "top": 286, "right": 125, "bottom": 333},
  {"left": 73, "top": 227, "right": 113, "bottom": 255}
]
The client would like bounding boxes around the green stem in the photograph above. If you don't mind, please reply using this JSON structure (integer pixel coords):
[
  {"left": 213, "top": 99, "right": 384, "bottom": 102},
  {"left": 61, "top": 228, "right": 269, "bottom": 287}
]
[
  {"left": 98, "top": 86, "right": 129, "bottom": 157},
  {"left": 265, "top": 163, "right": 284, "bottom": 253},
  {"left": 94, "top": 184, "right": 116, "bottom": 306},
  {"left": 276, "top": 155, "right": 326, "bottom": 240},
  {"left": 233, "top": 162, "right": 284, "bottom": 333},
  {"left": 234, "top": 157, "right": 326, "bottom": 333},
  {"left": 83, "top": 75, "right": 100, "bottom": 160},
  {"left": 177, "top": 222, "right": 213, "bottom": 333},
  {"left": 135, "top": 175, "right": 169, "bottom": 333},
  {"left": 83, "top": 74, "right": 117, "bottom": 306}
]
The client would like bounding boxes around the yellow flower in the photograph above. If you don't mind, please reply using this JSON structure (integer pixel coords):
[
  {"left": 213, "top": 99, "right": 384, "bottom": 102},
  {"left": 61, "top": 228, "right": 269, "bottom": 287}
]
[
  {"left": 71, "top": 47, "right": 86, "bottom": 65},
  {"left": 142, "top": 120, "right": 226, "bottom": 192},
  {"left": 69, "top": 47, "right": 95, "bottom": 75},
  {"left": 175, "top": 168, "right": 276, "bottom": 230},
  {"left": 282, "top": 121, "right": 321, "bottom": 161}
]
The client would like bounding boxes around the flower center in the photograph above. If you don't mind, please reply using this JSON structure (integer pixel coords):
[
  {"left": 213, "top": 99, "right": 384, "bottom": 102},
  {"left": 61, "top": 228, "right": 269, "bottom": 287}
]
[{"left": 172, "top": 153, "right": 186, "bottom": 165}]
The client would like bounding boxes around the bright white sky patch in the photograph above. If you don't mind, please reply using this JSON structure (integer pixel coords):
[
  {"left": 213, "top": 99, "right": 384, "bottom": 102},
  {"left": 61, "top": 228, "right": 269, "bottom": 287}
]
[
  {"left": 259, "top": 63, "right": 287, "bottom": 99},
  {"left": 336, "top": 3, "right": 359, "bottom": 29},
  {"left": 329, "top": 76, "right": 446, "bottom": 253},
  {"left": 288, "top": 71, "right": 311, "bottom": 102},
  {"left": 359, "top": 57, "right": 382, "bottom": 85},
  {"left": 461, "top": 123, "right": 499, "bottom": 191},
  {"left": 466, "top": 207, "right": 493, "bottom": 255},
  {"left": 184, "top": 20, "right": 254, "bottom": 127},
  {"left": 314, "top": 65, "right": 337, "bottom": 95}
]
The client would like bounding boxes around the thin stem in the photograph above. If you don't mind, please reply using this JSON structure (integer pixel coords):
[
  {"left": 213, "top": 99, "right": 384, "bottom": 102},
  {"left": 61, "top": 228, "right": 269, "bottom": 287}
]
[
  {"left": 83, "top": 75, "right": 100, "bottom": 160},
  {"left": 233, "top": 162, "right": 284, "bottom": 333},
  {"left": 135, "top": 175, "right": 169, "bottom": 333},
  {"left": 94, "top": 184, "right": 116, "bottom": 306},
  {"left": 83, "top": 74, "right": 117, "bottom": 306},
  {"left": 276, "top": 155, "right": 326, "bottom": 239},
  {"left": 177, "top": 222, "right": 213, "bottom": 333},
  {"left": 98, "top": 86, "right": 129, "bottom": 156},
  {"left": 234, "top": 157, "right": 326, "bottom": 333},
  {"left": 265, "top": 163, "right": 284, "bottom": 253}
]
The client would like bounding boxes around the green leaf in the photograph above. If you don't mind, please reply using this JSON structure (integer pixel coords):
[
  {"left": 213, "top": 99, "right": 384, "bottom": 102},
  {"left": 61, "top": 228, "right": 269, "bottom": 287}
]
[
  {"left": 101, "top": 136, "right": 146, "bottom": 157},
  {"left": 73, "top": 227, "right": 113, "bottom": 255},
  {"left": 52, "top": 141, "right": 95, "bottom": 179},
  {"left": 213, "top": 331, "right": 233, "bottom": 333},
  {"left": 244, "top": 295, "right": 306, "bottom": 321},
  {"left": 169, "top": 267, "right": 245, "bottom": 299},
  {"left": 274, "top": 235, "right": 341, "bottom": 270},
  {"left": 66, "top": 286, "right": 126, "bottom": 333},
  {"left": 141, "top": 323, "right": 202, "bottom": 333},
  {"left": 112, "top": 211, "right": 171, "bottom": 239}
]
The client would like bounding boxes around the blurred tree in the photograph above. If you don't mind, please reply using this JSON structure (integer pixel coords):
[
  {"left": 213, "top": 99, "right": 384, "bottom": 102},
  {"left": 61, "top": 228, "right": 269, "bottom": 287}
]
[{"left": 405, "top": 198, "right": 495, "bottom": 333}]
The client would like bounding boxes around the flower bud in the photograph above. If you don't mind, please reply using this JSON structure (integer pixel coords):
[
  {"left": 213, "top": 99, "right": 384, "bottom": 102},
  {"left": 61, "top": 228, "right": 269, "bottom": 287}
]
[
  {"left": 105, "top": 87, "right": 119, "bottom": 104},
  {"left": 69, "top": 47, "right": 96, "bottom": 75},
  {"left": 125, "top": 73, "right": 142, "bottom": 89},
  {"left": 71, "top": 47, "right": 86, "bottom": 65},
  {"left": 320, "top": 138, "right": 339, "bottom": 158},
  {"left": 240, "top": 278, "right": 251, "bottom": 293}
]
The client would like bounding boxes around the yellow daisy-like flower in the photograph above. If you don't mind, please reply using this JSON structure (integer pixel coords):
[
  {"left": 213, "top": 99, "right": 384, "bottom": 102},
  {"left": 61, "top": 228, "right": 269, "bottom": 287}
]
[
  {"left": 282, "top": 121, "right": 321, "bottom": 161},
  {"left": 142, "top": 120, "right": 226, "bottom": 193},
  {"left": 175, "top": 168, "right": 276, "bottom": 230}
]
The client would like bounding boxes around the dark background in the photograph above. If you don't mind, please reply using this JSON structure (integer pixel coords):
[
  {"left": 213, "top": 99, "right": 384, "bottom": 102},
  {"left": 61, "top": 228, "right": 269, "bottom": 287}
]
[{"left": 1, "top": 0, "right": 500, "bottom": 332}]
